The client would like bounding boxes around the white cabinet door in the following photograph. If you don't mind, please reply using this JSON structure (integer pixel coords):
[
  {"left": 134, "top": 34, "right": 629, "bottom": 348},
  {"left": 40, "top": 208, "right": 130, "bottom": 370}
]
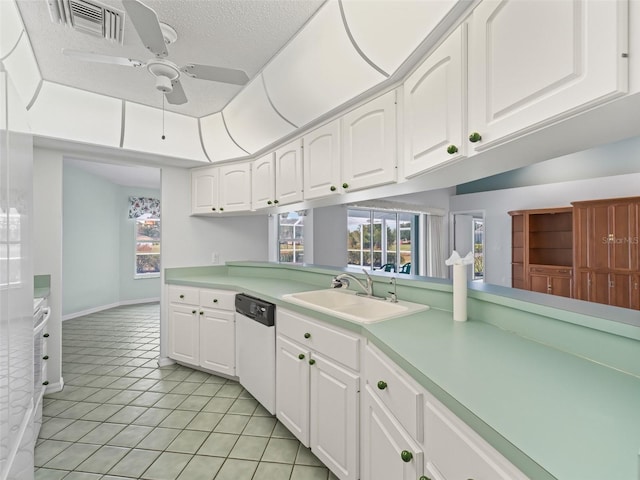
[
  {"left": 199, "top": 309, "right": 235, "bottom": 376},
  {"left": 276, "top": 335, "right": 310, "bottom": 446},
  {"left": 310, "top": 353, "right": 359, "bottom": 480},
  {"left": 362, "top": 386, "right": 423, "bottom": 480},
  {"left": 191, "top": 167, "right": 219, "bottom": 214},
  {"left": 303, "top": 120, "right": 342, "bottom": 200},
  {"left": 251, "top": 153, "right": 275, "bottom": 210},
  {"left": 342, "top": 90, "right": 397, "bottom": 192},
  {"left": 275, "top": 139, "right": 304, "bottom": 205},
  {"left": 219, "top": 162, "right": 251, "bottom": 212},
  {"left": 403, "top": 25, "right": 466, "bottom": 178},
  {"left": 168, "top": 305, "right": 199, "bottom": 366},
  {"left": 468, "top": 0, "right": 628, "bottom": 149}
]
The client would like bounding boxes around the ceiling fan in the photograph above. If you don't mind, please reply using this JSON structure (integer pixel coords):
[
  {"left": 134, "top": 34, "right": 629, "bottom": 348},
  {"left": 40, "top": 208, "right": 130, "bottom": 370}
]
[{"left": 63, "top": 0, "right": 250, "bottom": 105}]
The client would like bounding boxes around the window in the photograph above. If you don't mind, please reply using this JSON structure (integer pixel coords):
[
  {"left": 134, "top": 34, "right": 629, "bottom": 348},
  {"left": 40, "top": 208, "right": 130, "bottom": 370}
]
[
  {"left": 279, "top": 212, "right": 304, "bottom": 264},
  {"left": 347, "top": 209, "right": 418, "bottom": 274},
  {"left": 473, "top": 218, "right": 484, "bottom": 280},
  {"left": 135, "top": 216, "right": 160, "bottom": 278}
]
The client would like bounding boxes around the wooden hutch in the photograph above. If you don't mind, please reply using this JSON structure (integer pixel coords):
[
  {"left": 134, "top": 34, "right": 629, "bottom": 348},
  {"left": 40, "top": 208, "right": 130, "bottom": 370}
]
[{"left": 510, "top": 197, "right": 640, "bottom": 309}]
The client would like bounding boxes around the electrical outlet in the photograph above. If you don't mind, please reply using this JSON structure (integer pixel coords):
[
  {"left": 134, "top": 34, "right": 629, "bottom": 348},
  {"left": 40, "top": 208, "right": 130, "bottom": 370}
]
[{"left": 212, "top": 252, "right": 220, "bottom": 264}]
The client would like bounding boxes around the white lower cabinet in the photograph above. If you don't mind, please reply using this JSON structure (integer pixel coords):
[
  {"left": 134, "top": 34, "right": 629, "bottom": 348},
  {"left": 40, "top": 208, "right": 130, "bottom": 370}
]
[
  {"left": 362, "top": 385, "right": 423, "bottom": 480},
  {"left": 423, "top": 396, "right": 529, "bottom": 480},
  {"left": 167, "top": 286, "right": 237, "bottom": 376},
  {"left": 275, "top": 309, "right": 360, "bottom": 480}
]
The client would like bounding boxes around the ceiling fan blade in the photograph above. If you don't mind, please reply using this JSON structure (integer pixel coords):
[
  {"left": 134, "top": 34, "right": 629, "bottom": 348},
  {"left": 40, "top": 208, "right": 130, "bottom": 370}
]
[
  {"left": 63, "top": 49, "right": 145, "bottom": 67},
  {"left": 181, "top": 64, "right": 249, "bottom": 86},
  {"left": 122, "top": 0, "right": 168, "bottom": 57},
  {"left": 165, "top": 80, "right": 187, "bottom": 105}
]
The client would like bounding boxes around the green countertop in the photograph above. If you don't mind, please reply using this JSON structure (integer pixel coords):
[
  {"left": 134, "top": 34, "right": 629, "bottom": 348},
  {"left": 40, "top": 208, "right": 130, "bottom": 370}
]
[{"left": 166, "top": 266, "right": 640, "bottom": 480}]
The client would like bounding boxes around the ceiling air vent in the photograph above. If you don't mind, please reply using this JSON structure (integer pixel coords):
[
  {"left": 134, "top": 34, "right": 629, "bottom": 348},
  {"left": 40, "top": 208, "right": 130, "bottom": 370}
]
[{"left": 47, "top": 0, "right": 125, "bottom": 44}]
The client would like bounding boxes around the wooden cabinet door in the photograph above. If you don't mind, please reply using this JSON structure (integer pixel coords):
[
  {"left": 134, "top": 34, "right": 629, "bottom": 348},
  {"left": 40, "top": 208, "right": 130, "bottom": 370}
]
[
  {"left": 591, "top": 272, "right": 611, "bottom": 306},
  {"left": 362, "top": 386, "right": 423, "bottom": 480},
  {"left": 609, "top": 202, "right": 638, "bottom": 272},
  {"left": 633, "top": 275, "right": 640, "bottom": 310},
  {"left": 191, "top": 167, "right": 218, "bottom": 214},
  {"left": 251, "top": 153, "right": 275, "bottom": 210},
  {"left": 609, "top": 273, "right": 633, "bottom": 309},
  {"left": 168, "top": 305, "right": 199, "bottom": 366},
  {"left": 275, "top": 139, "right": 303, "bottom": 205},
  {"left": 199, "top": 309, "right": 235, "bottom": 376},
  {"left": 403, "top": 25, "right": 465, "bottom": 178},
  {"left": 310, "top": 353, "right": 359, "bottom": 480},
  {"left": 549, "top": 275, "right": 572, "bottom": 298},
  {"left": 219, "top": 162, "right": 251, "bottom": 212},
  {"left": 468, "top": 0, "right": 627, "bottom": 149},
  {"left": 303, "top": 120, "right": 341, "bottom": 200},
  {"left": 528, "top": 273, "right": 549, "bottom": 295},
  {"left": 276, "top": 335, "right": 310, "bottom": 446},
  {"left": 342, "top": 90, "right": 397, "bottom": 192}
]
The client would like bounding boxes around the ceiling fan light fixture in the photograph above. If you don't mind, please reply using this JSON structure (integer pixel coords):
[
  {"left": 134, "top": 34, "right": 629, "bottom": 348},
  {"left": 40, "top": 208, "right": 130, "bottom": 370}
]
[{"left": 155, "top": 75, "right": 173, "bottom": 93}]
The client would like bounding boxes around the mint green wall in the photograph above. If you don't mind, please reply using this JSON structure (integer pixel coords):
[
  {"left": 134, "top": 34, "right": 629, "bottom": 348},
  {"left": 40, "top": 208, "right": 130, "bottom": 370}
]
[{"left": 62, "top": 163, "right": 160, "bottom": 317}]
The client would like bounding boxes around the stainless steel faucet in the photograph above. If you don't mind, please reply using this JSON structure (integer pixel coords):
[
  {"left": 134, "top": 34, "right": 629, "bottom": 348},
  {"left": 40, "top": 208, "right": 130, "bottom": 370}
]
[{"left": 331, "top": 269, "right": 374, "bottom": 297}]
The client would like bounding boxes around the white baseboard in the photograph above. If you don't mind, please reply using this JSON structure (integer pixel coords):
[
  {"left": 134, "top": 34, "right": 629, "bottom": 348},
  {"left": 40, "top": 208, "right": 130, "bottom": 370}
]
[
  {"left": 45, "top": 377, "right": 64, "bottom": 394},
  {"left": 157, "top": 356, "right": 176, "bottom": 367},
  {"left": 62, "top": 297, "right": 160, "bottom": 321}
]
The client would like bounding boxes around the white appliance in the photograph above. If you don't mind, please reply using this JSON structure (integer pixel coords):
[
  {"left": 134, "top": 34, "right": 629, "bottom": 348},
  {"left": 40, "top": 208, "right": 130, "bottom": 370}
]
[{"left": 235, "top": 293, "right": 276, "bottom": 414}]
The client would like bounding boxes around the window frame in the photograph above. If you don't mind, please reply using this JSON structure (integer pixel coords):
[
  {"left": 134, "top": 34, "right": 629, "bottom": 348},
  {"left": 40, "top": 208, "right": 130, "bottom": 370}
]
[{"left": 134, "top": 216, "right": 161, "bottom": 279}]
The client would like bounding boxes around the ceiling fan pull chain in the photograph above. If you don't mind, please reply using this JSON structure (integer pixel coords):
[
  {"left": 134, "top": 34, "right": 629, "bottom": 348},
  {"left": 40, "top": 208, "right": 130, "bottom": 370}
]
[{"left": 161, "top": 94, "right": 166, "bottom": 140}]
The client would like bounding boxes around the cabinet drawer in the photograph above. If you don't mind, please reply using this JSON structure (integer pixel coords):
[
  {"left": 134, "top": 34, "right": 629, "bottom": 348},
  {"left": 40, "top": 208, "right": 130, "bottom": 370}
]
[
  {"left": 168, "top": 285, "right": 199, "bottom": 305},
  {"left": 199, "top": 289, "right": 236, "bottom": 311},
  {"left": 277, "top": 309, "right": 360, "bottom": 370},
  {"left": 365, "top": 343, "right": 423, "bottom": 441},
  {"left": 424, "top": 399, "right": 528, "bottom": 480},
  {"left": 528, "top": 265, "right": 572, "bottom": 276}
]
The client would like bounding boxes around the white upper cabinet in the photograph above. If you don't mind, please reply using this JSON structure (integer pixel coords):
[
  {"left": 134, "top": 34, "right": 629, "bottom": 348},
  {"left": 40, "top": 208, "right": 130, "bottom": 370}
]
[
  {"left": 252, "top": 153, "right": 276, "bottom": 210},
  {"left": 224, "top": 75, "right": 296, "bottom": 154},
  {"left": 303, "top": 120, "right": 342, "bottom": 201},
  {"left": 200, "top": 113, "right": 249, "bottom": 162},
  {"left": 0, "top": 0, "right": 24, "bottom": 58},
  {"left": 342, "top": 90, "right": 397, "bottom": 192},
  {"left": 219, "top": 163, "right": 252, "bottom": 212},
  {"left": 191, "top": 167, "right": 219, "bottom": 215},
  {"left": 263, "top": 1, "right": 385, "bottom": 128},
  {"left": 275, "top": 140, "right": 304, "bottom": 206},
  {"left": 403, "top": 25, "right": 466, "bottom": 178},
  {"left": 191, "top": 162, "right": 251, "bottom": 214},
  {"left": 467, "top": 0, "right": 628, "bottom": 150},
  {"left": 340, "top": 0, "right": 461, "bottom": 75}
]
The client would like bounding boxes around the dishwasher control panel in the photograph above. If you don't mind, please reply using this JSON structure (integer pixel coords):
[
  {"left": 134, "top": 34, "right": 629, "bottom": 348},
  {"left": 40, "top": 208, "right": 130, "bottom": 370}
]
[{"left": 235, "top": 293, "right": 275, "bottom": 327}]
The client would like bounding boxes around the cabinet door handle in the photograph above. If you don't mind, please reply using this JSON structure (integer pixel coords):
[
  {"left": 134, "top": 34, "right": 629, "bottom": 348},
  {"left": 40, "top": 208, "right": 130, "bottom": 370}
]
[
  {"left": 273, "top": 199, "right": 279, "bottom": 204},
  {"left": 304, "top": 332, "right": 311, "bottom": 339},
  {"left": 199, "top": 311, "right": 204, "bottom": 315},
  {"left": 377, "top": 380, "right": 387, "bottom": 390},
  {"left": 330, "top": 186, "right": 336, "bottom": 192},
  {"left": 298, "top": 354, "right": 305, "bottom": 360},
  {"left": 192, "top": 310, "right": 197, "bottom": 314},
  {"left": 468, "top": 132, "right": 482, "bottom": 143},
  {"left": 419, "top": 477, "right": 432, "bottom": 480},
  {"left": 42, "top": 381, "right": 49, "bottom": 386},
  {"left": 400, "top": 450, "right": 413, "bottom": 462},
  {"left": 43, "top": 355, "right": 49, "bottom": 360},
  {"left": 211, "top": 207, "right": 216, "bottom": 211},
  {"left": 342, "top": 182, "right": 349, "bottom": 189},
  {"left": 43, "top": 333, "right": 49, "bottom": 338},
  {"left": 267, "top": 200, "right": 273, "bottom": 205},
  {"left": 213, "top": 299, "right": 218, "bottom": 303},
  {"left": 309, "top": 359, "right": 316, "bottom": 365},
  {"left": 179, "top": 294, "right": 184, "bottom": 299},
  {"left": 446, "top": 144, "right": 458, "bottom": 155}
]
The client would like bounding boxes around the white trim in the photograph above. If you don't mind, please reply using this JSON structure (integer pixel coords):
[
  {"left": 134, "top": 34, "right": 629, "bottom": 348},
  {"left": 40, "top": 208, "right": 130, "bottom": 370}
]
[
  {"left": 45, "top": 377, "right": 64, "bottom": 394},
  {"left": 62, "top": 297, "right": 160, "bottom": 321},
  {"left": 157, "top": 356, "right": 175, "bottom": 367}
]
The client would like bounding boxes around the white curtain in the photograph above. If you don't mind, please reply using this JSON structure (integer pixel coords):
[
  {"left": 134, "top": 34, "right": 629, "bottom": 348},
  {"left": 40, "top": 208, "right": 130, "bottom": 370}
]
[{"left": 426, "top": 214, "right": 446, "bottom": 278}]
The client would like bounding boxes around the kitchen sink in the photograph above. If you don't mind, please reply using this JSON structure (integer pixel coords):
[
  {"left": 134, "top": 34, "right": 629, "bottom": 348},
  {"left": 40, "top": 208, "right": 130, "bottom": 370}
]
[{"left": 281, "top": 288, "right": 429, "bottom": 324}]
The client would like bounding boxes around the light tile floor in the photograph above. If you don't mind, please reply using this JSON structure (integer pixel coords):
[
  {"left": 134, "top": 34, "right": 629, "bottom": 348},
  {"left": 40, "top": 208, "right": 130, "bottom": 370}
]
[{"left": 35, "top": 303, "right": 337, "bottom": 480}]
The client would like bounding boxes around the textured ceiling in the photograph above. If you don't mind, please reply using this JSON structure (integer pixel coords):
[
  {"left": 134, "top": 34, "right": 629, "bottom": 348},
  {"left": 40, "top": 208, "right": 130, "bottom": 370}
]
[{"left": 17, "top": 0, "right": 326, "bottom": 117}]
